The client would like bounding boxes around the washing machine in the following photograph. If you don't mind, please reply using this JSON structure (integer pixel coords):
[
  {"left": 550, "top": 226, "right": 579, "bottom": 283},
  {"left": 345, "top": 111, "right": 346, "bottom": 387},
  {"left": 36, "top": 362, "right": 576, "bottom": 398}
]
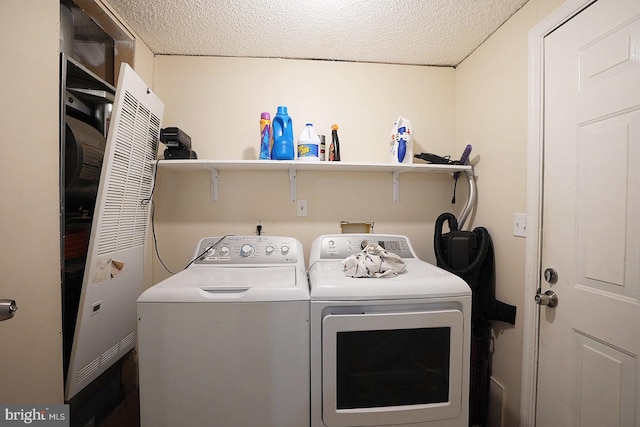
[
  {"left": 309, "top": 234, "right": 471, "bottom": 427},
  {"left": 137, "top": 235, "right": 310, "bottom": 427}
]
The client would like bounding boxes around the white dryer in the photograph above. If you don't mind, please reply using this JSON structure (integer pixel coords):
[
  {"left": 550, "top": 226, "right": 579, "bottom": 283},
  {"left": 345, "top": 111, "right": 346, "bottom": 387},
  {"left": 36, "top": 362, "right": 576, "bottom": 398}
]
[
  {"left": 309, "top": 234, "right": 472, "bottom": 427},
  {"left": 137, "top": 235, "right": 310, "bottom": 427}
]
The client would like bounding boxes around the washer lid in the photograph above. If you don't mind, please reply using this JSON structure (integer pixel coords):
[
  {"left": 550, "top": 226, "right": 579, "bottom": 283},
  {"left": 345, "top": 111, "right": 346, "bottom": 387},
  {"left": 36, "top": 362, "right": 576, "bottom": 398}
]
[
  {"left": 189, "top": 266, "right": 297, "bottom": 288},
  {"left": 309, "top": 259, "right": 470, "bottom": 300},
  {"left": 138, "top": 266, "right": 310, "bottom": 302}
]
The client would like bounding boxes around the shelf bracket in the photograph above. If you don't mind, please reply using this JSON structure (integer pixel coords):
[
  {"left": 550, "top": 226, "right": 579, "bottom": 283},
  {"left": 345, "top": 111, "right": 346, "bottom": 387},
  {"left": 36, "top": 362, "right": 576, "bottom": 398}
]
[
  {"left": 392, "top": 171, "right": 401, "bottom": 202},
  {"left": 392, "top": 168, "right": 415, "bottom": 202},
  {"left": 204, "top": 165, "right": 219, "bottom": 202},
  {"left": 289, "top": 165, "right": 297, "bottom": 201},
  {"left": 458, "top": 168, "right": 476, "bottom": 229}
]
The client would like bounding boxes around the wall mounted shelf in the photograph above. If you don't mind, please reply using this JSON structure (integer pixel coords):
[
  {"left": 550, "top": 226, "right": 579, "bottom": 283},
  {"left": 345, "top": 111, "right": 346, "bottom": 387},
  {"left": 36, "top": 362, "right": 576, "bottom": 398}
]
[{"left": 155, "top": 159, "right": 476, "bottom": 227}]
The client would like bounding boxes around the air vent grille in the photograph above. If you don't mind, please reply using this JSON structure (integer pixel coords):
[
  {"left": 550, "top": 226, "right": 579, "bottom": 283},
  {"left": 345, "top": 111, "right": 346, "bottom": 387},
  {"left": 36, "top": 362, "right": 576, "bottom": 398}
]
[
  {"left": 97, "top": 91, "right": 160, "bottom": 256},
  {"left": 76, "top": 358, "right": 100, "bottom": 385}
]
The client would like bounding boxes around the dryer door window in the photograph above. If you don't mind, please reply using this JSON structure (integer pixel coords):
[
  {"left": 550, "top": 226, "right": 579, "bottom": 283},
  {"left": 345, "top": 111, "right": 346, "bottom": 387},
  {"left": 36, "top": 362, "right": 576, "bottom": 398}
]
[
  {"left": 322, "top": 309, "right": 463, "bottom": 427},
  {"left": 336, "top": 326, "right": 451, "bottom": 409}
]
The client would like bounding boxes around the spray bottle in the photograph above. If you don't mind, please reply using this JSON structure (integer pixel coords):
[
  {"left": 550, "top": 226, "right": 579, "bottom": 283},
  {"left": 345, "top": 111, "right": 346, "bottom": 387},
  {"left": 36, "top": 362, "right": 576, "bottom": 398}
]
[{"left": 389, "top": 116, "right": 412, "bottom": 163}]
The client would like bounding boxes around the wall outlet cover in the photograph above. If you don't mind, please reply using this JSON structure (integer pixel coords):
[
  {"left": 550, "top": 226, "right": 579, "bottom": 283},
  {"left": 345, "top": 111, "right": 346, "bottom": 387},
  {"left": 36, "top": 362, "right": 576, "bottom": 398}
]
[{"left": 513, "top": 213, "right": 526, "bottom": 237}]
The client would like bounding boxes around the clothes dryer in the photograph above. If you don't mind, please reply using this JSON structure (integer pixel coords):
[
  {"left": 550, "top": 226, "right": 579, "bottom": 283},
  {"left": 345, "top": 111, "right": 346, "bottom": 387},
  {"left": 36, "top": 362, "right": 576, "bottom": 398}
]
[
  {"left": 137, "top": 235, "right": 310, "bottom": 427},
  {"left": 308, "top": 234, "right": 471, "bottom": 427}
]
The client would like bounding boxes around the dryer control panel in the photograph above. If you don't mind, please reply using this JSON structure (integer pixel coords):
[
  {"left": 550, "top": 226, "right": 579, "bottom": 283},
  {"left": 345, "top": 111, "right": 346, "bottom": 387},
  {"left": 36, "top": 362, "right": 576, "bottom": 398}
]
[
  {"left": 193, "top": 235, "right": 299, "bottom": 264},
  {"left": 318, "top": 234, "right": 415, "bottom": 259}
]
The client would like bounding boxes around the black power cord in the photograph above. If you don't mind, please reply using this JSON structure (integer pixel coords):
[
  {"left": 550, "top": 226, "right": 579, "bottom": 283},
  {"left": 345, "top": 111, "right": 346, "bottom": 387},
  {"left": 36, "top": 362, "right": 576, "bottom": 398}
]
[
  {"left": 141, "top": 160, "right": 178, "bottom": 274},
  {"left": 142, "top": 160, "right": 236, "bottom": 274}
]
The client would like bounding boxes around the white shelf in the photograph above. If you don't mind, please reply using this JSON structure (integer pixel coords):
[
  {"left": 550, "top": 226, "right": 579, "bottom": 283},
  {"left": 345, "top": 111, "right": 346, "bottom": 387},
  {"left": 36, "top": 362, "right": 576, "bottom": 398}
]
[
  {"left": 157, "top": 159, "right": 471, "bottom": 174},
  {"left": 156, "top": 159, "right": 473, "bottom": 204}
]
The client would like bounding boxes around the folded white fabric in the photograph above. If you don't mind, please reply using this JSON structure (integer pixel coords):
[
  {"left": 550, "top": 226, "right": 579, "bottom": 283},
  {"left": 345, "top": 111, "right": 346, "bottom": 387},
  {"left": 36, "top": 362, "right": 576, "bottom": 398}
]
[{"left": 343, "top": 242, "right": 407, "bottom": 278}]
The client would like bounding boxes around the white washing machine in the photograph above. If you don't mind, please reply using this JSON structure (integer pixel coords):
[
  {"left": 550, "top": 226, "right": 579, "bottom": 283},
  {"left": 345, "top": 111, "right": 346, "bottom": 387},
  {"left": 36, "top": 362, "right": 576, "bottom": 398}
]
[
  {"left": 309, "top": 234, "right": 472, "bottom": 427},
  {"left": 137, "top": 235, "right": 310, "bottom": 427}
]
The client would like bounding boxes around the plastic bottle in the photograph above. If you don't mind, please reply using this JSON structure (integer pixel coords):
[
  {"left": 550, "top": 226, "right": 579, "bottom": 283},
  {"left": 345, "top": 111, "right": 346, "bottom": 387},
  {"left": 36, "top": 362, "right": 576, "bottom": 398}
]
[
  {"left": 318, "top": 135, "right": 326, "bottom": 161},
  {"left": 329, "top": 124, "right": 341, "bottom": 161},
  {"left": 259, "top": 112, "right": 272, "bottom": 160},
  {"left": 389, "top": 116, "right": 412, "bottom": 163},
  {"left": 271, "top": 106, "right": 294, "bottom": 160},
  {"left": 297, "top": 123, "right": 320, "bottom": 161}
]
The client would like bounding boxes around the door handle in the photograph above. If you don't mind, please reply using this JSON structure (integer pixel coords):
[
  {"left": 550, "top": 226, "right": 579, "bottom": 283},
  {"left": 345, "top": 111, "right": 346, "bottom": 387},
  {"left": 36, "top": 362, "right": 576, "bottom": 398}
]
[
  {"left": 0, "top": 299, "right": 18, "bottom": 321},
  {"left": 535, "top": 290, "right": 558, "bottom": 308}
]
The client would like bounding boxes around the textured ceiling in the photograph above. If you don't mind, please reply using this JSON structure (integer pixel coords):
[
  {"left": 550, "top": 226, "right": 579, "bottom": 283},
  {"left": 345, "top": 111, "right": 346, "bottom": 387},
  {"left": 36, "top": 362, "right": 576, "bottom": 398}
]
[{"left": 104, "top": 0, "right": 529, "bottom": 67}]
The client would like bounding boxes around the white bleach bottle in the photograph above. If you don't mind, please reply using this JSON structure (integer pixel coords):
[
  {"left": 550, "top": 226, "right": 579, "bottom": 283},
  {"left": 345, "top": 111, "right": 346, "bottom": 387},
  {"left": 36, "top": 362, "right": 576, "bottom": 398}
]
[{"left": 297, "top": 123, "right": 320, "bottom": 161}]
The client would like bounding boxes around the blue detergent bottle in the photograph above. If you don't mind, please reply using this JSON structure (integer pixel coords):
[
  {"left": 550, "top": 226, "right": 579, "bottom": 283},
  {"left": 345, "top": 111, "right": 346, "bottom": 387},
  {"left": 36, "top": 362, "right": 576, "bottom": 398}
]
[{"left": 271, "top": 106, "right": 294, "bottom": 160}]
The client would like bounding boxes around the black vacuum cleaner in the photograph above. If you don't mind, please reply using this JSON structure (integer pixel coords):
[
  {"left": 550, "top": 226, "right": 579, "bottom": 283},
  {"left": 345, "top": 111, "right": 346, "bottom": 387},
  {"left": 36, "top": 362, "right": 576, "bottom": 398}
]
[{"left": 434, "top": 212, "right": 516, "bottom": 427}]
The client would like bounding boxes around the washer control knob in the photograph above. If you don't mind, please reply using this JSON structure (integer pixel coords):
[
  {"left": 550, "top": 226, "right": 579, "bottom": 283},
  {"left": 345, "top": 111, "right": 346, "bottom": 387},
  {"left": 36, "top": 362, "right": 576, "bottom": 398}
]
[
  {"left": 219, "top": 246, "right": 230, "bottom": 257},
  {"left": 240, "top": 244, "right": 254, "bottom": 257},
  {"left": 281, "top": 245, "right": 290, "bottom": 255},
  {"left": 265, "top": 245, "right": 275, "bottom": 255}
]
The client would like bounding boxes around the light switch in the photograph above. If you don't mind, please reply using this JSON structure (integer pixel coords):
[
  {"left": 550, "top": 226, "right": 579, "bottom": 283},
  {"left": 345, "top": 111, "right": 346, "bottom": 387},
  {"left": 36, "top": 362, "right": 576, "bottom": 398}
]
[{"left": 513, "top": 213, "right": 526, "bottom": 237}]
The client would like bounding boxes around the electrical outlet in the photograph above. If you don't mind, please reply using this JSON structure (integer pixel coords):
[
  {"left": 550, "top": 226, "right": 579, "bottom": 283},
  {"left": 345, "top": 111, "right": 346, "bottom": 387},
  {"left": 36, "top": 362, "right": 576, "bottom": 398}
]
[
  {"left": 513, "top": 213, "right": 527, "bottom": 237},
  {"left": 297, "top": 200, "right": 308, "bottom": 217}
]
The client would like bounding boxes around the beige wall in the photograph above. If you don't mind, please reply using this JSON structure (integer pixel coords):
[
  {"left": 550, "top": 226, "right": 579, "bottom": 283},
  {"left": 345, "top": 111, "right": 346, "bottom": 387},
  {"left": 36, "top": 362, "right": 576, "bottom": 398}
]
[
  {"left": 154, "top": 57, "right": 456, "bottom": 162},
  {"left": 133, "top": 38, "right": 154, "bottom": 87},
  {"left": 0, "top": 0, "right": 63, "bottom": 403},
  {"left": 455, "top": 0, "right": 564, "bottom": 425},
  {"left": 151, "top": 57, "right": 461, "bottom": 281}
]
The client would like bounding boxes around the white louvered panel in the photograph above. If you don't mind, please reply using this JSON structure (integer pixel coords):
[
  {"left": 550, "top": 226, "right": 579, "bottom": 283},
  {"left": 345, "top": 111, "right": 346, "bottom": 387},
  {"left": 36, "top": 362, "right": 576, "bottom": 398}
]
[
  {"left": 98, "top": 90, "right": 136, "bottom": 255},
  {"left": 76, "top": 357, "right": 100, "bottom": 385},
  {"left": 66, "top": 63, "right": 164, "bottom": 400},
  {"left": 120, "top": 331, "right": 136, "bottom": 350},
  {"left": 101, "top": 342, "right": 120, "bottom": 365},
  {"left": 96, "top": 92, "right": 159, "bottom": 256}
]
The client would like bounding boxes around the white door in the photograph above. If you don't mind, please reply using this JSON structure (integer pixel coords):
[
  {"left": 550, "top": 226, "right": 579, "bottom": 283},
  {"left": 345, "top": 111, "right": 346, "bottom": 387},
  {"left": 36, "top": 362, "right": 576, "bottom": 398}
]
[{"left": 537, "top": 0, "right": 640, "bottom": 425}]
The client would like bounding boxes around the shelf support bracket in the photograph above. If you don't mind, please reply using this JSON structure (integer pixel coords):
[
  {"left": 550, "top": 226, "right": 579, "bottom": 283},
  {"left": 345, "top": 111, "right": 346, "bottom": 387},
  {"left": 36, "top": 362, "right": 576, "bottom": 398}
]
[
  {"left": 204, "top": 165, "right": 219, "bottom": 202},
  {"left": 289, "top": 165, "right": 297, "bottom": 201},
  {"left": 392, "top": 167, "right": 415, "bottom": 202},
  {"left": 458, "top": 168, "right": 476, "bottom": 229},
  {"left": 392, "top": 171, "right": 401, "bottom": 202}
]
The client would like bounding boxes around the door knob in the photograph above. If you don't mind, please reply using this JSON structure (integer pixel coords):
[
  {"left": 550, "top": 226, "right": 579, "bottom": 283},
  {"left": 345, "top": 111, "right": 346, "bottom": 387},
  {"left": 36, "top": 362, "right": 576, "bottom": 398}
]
[
  {"left": 535, "top": 290, "right": 558, "bottom": 308},
  {"left": 0, "top": 299, "right": 18, "bottom": 321}
]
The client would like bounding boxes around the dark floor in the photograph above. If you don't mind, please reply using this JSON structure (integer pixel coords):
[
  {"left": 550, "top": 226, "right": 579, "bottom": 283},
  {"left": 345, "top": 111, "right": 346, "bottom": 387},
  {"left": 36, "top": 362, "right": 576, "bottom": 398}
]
[{"left": 97, "top": 389, "right": 140, "bottom": 427}]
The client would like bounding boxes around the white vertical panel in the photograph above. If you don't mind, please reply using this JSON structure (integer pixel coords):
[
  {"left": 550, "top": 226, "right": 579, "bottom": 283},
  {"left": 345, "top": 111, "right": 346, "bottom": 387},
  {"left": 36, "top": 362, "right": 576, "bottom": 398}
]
[
  {"left": 577, "top": 110, "right": 640, "bottom": 299},
  {"left": 578, "top": 18, "right": 640, "bottom": 92},
  {"left": 579, "top": 121, "right": 628, "bottom": 286},
  {"left": 572, "top": 332, "right": 637, "bottom": 427},
  {"left": 487, "top": 377, "right": 506, "bottom": 427},
  {"left": 65, "top": 63, "right": 163, "bottom": 400}
]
